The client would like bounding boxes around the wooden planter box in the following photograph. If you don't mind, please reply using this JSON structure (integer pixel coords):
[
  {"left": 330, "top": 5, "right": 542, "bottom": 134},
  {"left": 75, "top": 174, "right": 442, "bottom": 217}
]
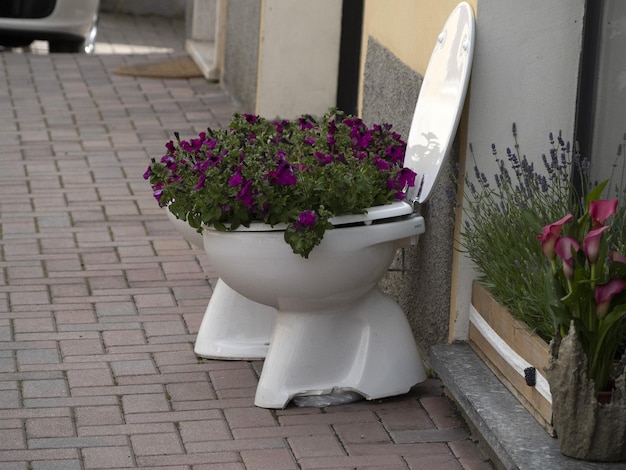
[{"left": 469, "top": 281, "right": 554, "bottom": 435}]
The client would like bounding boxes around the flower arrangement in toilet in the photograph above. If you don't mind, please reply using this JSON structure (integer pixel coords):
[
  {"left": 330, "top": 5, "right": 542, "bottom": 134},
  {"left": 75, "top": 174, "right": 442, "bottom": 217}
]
[{"left": 144, "top": 108, "right": 417, "bottom": 257}]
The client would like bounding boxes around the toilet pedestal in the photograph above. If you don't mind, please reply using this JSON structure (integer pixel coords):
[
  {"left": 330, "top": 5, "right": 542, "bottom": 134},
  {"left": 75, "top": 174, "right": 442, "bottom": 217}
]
[
  {"left": 194, "top": 279, "right": 276, "bottom": 360},
  {"left": 254, "top": 288, "right": 426, "bottom": 409}
]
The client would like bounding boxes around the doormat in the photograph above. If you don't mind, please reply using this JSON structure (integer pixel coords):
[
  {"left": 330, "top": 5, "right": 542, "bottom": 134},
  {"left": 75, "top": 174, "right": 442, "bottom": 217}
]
[{"left": 114, "top": 55, "right": 203, "bottom": 79}]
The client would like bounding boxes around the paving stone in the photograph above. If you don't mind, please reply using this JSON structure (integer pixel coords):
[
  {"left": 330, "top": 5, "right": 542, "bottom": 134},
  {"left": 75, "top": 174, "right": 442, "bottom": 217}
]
[
  {"left": 288, "top": 434, "right": 346, "bottom": 459},
  {"left": 240, "top": 448, "right": 299, "bottom": 470},
  {"left": 32, "top": 460, "right": 83, "bottom": 470},
  {"left": 22, "top": 379, "right": 69, "bottom": 399},
  {"left": 121, "top": 393, "right": 171, "bottom": 414},
  {"left": 82, "top": 446, "right": 134, "bottom": 469},
  {"left": 179, "top": 420, "right": 232, "bottom": 443},
  {"left": 25, "top": 417, "right": 75, "bottom": 438},
  {"left": 59, "top": 338, "right": 104, "bottom": 357},
  {"left": 223, "top": 407, "right": 278, "bottom": 429},
  {"left": 102, "top": 329, "right": 146, "bottom": 347},
  {"left": 66, "top": 367, "right": 114, "bottom": 388},
  {"left": 16, "top": 348, "right": 60, "bottom": 366},
  {"left": 0, "top": 429, "right": 27, "bottom": 450},
  {"left": 334, "top": 421, "right": 392, "bottom": 444},
  {"left": 130, "top": 432, "right": 184, "bottom": 456},
  {"left": 110, "top": 359, "right": 157, "bottom": 377},
  {"left": 166, "top": 381, "right": 215, "bottom": 402},
  {"left": 74, "top": 406, "right": 124, "bottom": 427}
]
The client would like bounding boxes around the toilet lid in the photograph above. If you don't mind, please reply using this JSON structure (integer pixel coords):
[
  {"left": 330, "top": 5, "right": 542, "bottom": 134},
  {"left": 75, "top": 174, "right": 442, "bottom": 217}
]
[{"left": 404, "top": 2, "right": 475, "bottom": 204}]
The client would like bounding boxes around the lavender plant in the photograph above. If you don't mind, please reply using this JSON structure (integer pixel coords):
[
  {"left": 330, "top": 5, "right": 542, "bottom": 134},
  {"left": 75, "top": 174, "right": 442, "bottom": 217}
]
[
  {"left": 144, "top": 108, "right": 416, "bottom": 258},
  {"left": 458, "top": 125, "right": 590, "bottom": 340}
]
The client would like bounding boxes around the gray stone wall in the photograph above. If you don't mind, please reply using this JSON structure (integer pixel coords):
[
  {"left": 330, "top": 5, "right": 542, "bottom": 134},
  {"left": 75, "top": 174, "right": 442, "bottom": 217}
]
[
  {"left": 222, "top": 0, "right": 262, "bottom": 113},
  {"left": 362, "top": 37, "right": 456, "bottom": 362}
]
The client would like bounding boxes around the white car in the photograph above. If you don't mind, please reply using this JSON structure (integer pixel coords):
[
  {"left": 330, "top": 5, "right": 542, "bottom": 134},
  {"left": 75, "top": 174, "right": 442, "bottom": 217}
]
[{"left": 0, "top": 0, "right": 100, "bottom": 53}]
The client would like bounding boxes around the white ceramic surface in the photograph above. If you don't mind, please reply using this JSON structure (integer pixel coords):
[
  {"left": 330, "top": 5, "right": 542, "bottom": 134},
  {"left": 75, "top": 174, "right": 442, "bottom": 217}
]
[
  {"left": 404, "top": 2, "right": 475, "bottom": 205},
  {"left": 204, "top": 215, "right": 427, "bottom": 408},
  {"left": 165, "top": 208, "right": 276, "bottom": 360}
]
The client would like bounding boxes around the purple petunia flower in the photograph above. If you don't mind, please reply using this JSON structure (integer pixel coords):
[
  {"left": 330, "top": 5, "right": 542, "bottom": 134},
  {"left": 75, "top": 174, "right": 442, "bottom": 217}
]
[
  {"left": 236, "top": 181, "right": 254, "bottom": 207},
  {"left": 243, "top": 114, "right": 258, "bottom": 124},
  {"left": 229, "top": 173, "right": 243, "bottom": 187},
  {"left": 270, "top": 162, "right": 297, "bottom": 186},
  {"left": 315, "top": 151, "right": 333, "bottom": 165},
  {"left": 374, "top": 156, "right": 390, "bottom": 170},
  {"left": 152, "top": 182, "right": 164, "bottom": 203},
  {"left": 194, "top": 173, "right": 206, "bottom": 190},
  {"left": 303, "top": 137, "right": 316, "bottom": 146},
  {"left": 385, "top": 144, "right": 405, "bottom": 163},
  {"left": 143, "top": 166, "right": 151, "bottom": 180},
  {"left": 297, "top": 210, "right": 317, "bottom": 227},
  {"left": 396, "top": 167, "right": 417, "bottom": 189}
]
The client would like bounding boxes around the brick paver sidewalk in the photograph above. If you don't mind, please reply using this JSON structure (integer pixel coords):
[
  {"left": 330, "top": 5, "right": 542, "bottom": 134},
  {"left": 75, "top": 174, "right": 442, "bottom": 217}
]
[{"left": 0, "top": 12, "right": 493, "bottom": 470}]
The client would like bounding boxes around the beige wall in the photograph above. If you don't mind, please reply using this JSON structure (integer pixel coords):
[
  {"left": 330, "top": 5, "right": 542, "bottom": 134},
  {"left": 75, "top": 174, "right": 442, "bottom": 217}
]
[{"left": 359, "top": 0, "right": 477, "bottom": 113}]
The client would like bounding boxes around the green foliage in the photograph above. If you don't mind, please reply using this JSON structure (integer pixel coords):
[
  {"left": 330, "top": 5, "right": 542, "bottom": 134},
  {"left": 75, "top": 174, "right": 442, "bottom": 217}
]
[
  {"left": 457, "top": 127, "right": 589, "bottom": 341},
  {"left": 144, "top": 109, "right": 416, "bottom": 258}
]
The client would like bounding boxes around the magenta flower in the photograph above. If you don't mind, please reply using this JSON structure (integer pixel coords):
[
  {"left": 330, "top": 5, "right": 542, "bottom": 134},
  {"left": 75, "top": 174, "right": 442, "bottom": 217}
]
[
  {"left": 315, "top": 152, "right": 333, "bottom": 165},
  {"left": 374, "top": 156, "right": 390, "bottom": 170},
  {"left": 228, "top": 173, "right": 243, "bottom": 187},
  {"left": 193, "top": 173, "right": 206, "bottom": 190},
  {"left": 396, "top": 167, "right": 417, "bottom": 189},
  {"left": 161, "top": 154, "right": 176, "bottom": 166},
  {"left": 610, "top": 251, "right": 626, "bottom": 264},
  {"left": 143, "top": 166, "right": 151, "bottom": 180},
  {"left": 236, "top": 181, "right": 254, "bottom": 207},
  {"left": 583, "top": 225, "right": 610, "bottom": 264},
  {"left": 270, "top": 162, "right": 297, "bottom": 186},
  {"left": 537, "top": 214, "right": 574, "bottom": 260},
  {"left": 303, "top": 137, "right": 316, "bottom": 146},
  {"left": 595, "top": 278, "right": 626, "bottom": 318},
  {"left": 298, "top": 117, "right": 314, "bottom": 130},
  {"left": 180, "top": 135, "right": 205, "bottom": 152},
  {"left": 297, "top": 210, "right": 317, "bottom": 227},
  {"left": 385, "top": 144, "right": 405, "bottom": 164},
  {"left": 589, "top": 199, "right": 618, "bottom": 228},
  {"left": 555, "top": 236, "right": 579, "bottom": 280},
  {"left": 152, "top": 183, "right": 164, "bottom": 203}
]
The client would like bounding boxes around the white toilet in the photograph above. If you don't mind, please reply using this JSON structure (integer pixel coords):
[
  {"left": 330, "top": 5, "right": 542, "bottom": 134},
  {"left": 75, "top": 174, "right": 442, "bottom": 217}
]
[
  {"left": 165, "top": 208, "right": 276, "bottom": 360},
  {"left": 203, "top": 2, "right": 475, "bottom": 408}
]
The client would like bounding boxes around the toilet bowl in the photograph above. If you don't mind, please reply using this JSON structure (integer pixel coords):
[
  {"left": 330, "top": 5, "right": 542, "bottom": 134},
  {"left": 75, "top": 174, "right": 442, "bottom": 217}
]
[
  {"left": 203, "top": 2, "right": 475, "bottom": 408},
  {"left": 165, "top": 208, "right": 276, "bottom": 360}
]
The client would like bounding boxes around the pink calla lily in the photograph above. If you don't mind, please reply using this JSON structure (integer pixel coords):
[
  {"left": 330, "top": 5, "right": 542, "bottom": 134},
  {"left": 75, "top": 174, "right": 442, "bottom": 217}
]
[
  {"left": 610, "top": 251, "right": 626, "bottom": 264},
  {"left": 595, "top": 278, "right": 626, "bottom": 319},
  {"left": 589, "top": 199, "right": 618, "bottom": 229},
  {"left": 583, "top": 225, "right": 610, "bottom": 264},
  {"left": 555, "top": 236, "right": 579, "bottom": 280},
  {"left": 537, "top": 214, "right": 574, "bottom": 260}
]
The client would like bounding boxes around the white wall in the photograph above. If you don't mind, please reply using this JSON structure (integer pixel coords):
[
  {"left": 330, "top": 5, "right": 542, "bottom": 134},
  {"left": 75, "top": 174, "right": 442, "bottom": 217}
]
[
  {"left": 256, "top": 0, "right": 342, "bottom": 119},
  {"left": 450, "top": 0, "right": 586, "bottom": 340}
]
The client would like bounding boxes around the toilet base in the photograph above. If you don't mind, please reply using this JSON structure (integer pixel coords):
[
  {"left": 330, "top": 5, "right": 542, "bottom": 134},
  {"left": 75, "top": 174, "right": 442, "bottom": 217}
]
[
  {"left": 254, "top": 288, "right": 427, "bottom": 408},
  {"left": 194, "top": 279, "right": 276, "bottom": 360}
]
